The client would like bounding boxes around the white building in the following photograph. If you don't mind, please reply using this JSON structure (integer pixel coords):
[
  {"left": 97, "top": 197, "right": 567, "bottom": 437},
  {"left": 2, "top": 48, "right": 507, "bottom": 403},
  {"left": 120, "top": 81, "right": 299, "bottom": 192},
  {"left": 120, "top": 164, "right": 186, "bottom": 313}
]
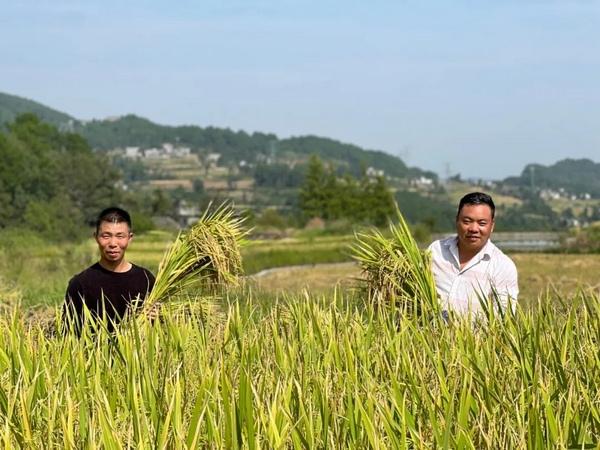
[
  {"left": 412, "top": 176, "right": 434, "bottom": 187},
  {"left": 206, "top": 153, "right": 221, "bottom": 166},
  {"left": 366, "top": 166, "right": 385, "bottom": 177},
  {"left": 540, "top": 189, "right": 562, "bottom": 201},
  {"left": 125, "top": 146, "right": 140, "bottom": 158},
  {"left": 173, "top": 146, "right": 191, "bottom": 157},
  {"left": 144, "top": 148, "right": 162, "bottom": 159}
]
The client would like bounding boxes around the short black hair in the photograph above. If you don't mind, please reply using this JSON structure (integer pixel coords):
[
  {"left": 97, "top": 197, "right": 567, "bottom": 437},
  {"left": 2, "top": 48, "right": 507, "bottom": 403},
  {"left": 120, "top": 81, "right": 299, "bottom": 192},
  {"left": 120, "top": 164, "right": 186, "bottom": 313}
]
[
  {"left": 95, "top": 207, "right": 132, "bottom": 233},
  {"left": 457, "top": 192, "right": 495, "bottom": 219}
]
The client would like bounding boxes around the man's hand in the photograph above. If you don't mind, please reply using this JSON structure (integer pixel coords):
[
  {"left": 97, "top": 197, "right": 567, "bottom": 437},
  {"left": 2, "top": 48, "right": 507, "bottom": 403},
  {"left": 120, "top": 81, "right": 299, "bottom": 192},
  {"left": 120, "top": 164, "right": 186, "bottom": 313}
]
[{"left": 144, "top": 302, "right": 161, "bottom": 321}]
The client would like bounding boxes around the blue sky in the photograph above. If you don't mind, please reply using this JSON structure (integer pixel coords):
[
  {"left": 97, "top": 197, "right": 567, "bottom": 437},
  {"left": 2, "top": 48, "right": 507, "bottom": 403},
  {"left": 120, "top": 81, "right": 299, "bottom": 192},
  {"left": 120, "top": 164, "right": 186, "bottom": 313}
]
[{"left": 1, "top": 0, "right": 599, "bottom": 179}]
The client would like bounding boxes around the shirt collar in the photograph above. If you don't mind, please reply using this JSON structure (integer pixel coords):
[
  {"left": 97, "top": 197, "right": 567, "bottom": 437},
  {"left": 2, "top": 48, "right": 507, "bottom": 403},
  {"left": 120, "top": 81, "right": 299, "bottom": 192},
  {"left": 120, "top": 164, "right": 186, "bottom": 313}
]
[{"left": 444, "top": 235, "right": 494, "bottom": 265}]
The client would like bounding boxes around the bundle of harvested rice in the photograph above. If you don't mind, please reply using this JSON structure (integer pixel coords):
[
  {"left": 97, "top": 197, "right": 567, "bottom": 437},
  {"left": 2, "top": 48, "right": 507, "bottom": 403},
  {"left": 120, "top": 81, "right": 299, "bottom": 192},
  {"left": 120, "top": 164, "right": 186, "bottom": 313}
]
[
  {"left": 351, "top": 208, "right": 438, "bottom": 314},
  {"left": 143, "top": 203, "right": 247, "bottom": 310}
]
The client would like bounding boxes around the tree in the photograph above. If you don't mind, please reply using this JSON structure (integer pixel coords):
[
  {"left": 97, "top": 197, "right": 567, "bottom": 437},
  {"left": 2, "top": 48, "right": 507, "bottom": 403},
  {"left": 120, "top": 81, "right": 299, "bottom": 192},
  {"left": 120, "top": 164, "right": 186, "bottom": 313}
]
[
  {"left": 0, "top": 114, "right": 122, "bottom": 238},
  {"left": 23, "top": 195, "right": 83, "bottom": 240},
  {"left": 299, "top": 155, "right": 328, "bottom": 220},
  {"left": 338, "top": 174, "right": 362, "bottom": 222},
  {"left": 193, "top": 178, "right": 205, "bottom": 196},
  {"left": 253, "top": 163, "right": 304, "bottom": 188},
  {"left": 298, "top": 154, "right": 396, "bottom": 227},
  {"left": 150, "top": 189, "right": 174, "bottom": 216},
  {"left": 365, "top": 176, "right": 395, "bottom": 226},
  {"left": 256, "top": 208, "right": 287, "bottom": 230},
  {"left": 322, "top": 166, "right": 341, "bottom": 220},
  {"left": 394, "top": 190, "right": 455, "bottom": 231}
]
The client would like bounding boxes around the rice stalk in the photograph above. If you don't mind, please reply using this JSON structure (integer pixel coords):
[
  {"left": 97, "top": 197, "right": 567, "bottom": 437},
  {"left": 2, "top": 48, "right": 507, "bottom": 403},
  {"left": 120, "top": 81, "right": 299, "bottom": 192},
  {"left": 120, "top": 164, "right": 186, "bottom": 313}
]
[
  {"left": 1, "top": 288, "right": 600, "bottom": 447},
  {"left": 351, "top": 207, "right": 438, "bottom": 315},
  {"left": 143, "top": 203, "right": 247, "bottom": 310}
]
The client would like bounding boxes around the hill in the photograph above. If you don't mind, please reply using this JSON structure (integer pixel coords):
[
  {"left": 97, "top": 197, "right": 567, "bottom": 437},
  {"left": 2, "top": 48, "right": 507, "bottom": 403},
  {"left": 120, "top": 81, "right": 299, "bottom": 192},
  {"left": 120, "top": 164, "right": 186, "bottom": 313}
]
[
  {"left": 0, "top": 92, "right": 434, "bottom": 181},
  {"left": 0, "top": 92, "right": 74, "bottom": 128},
  {"left": 73, "top": 115, "right": 433, "bottom": 179},
  {"left": 503, "top": 158, "right": 600, "bottom": 198}
]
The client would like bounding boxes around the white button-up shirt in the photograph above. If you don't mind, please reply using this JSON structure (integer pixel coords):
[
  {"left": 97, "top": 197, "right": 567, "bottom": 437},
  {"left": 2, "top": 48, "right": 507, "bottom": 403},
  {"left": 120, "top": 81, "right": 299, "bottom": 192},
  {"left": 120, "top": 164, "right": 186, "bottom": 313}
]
[{"left": 427, "top": 236, "right": 519, "bottom": 315}]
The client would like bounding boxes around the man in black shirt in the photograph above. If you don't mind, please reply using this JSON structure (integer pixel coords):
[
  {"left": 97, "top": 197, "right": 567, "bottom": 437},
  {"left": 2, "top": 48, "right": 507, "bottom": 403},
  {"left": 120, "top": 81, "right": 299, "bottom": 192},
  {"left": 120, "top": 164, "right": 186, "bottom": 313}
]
[{"left": 64, "top": 207, "right": 155, "bottom": 334}]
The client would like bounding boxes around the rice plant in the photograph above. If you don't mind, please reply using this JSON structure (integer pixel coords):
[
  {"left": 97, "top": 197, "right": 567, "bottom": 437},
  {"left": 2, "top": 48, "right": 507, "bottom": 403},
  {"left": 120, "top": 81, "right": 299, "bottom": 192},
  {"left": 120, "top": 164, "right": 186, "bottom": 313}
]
[
  {"left": 1, "top": 205, "right": 599, "bottom": 447},
  {"left": 143, "top": 202, "right": 247, "bottom": 310},
  {"left": 0, "top": 289, "right": 599, "bottom": 448},
  {"left": 351, "top": 208, "right": 438, "bottom": 317}
]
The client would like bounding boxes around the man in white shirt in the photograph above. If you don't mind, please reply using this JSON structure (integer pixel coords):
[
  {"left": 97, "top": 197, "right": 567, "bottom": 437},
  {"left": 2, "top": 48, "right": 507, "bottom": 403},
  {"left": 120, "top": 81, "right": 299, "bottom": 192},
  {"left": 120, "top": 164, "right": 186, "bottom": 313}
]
[{"left": 428, "top": 192, "right": 518, "bottom": 317}]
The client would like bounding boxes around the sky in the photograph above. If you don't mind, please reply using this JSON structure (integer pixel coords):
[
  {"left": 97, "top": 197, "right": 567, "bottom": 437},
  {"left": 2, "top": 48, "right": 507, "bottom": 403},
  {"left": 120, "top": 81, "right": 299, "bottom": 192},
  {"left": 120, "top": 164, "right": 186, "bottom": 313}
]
[{"left": 1, "top": 0, "right": 599, "bottom": 179}]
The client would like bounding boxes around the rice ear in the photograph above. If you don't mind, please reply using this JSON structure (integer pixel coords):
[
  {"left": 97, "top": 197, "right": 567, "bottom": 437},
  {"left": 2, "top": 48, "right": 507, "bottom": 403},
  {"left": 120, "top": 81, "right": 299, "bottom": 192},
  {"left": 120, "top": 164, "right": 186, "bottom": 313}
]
[
  {"left": 351, "top": 206, "right": 439, "bottom": 315},
  {"left": 143, "top": 202, "right": 247, "bottom": 309}
]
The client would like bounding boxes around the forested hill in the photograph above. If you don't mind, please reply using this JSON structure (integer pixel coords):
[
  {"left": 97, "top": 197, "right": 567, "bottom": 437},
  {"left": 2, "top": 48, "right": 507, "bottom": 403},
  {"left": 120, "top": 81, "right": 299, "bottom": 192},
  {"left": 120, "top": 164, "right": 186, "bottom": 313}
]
[
  {"left": 503, "top": 159, "right": 600, "bottom": 197},
  {"left": 278, "top": 136, "right": 427, "bottom": 179},
  {"left": 74, "top": 116, "right": 432, "bottom": 179},
  {"left": 0, "top": 92, "right": 74, "bottom": 127},
  {"left": 0, "top": 91, "right": 434, "bottom": 180}
]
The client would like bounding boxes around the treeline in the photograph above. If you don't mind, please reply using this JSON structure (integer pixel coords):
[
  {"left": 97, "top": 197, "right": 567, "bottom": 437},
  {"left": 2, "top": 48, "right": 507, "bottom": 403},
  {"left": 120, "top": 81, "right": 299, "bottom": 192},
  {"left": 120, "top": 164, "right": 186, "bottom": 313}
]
[
  {"left": 298, "top": 155, "right": 395, "bottom": 227},
  {"left": 394, "top": 191, "right": 456, "bottom": 231},
  {"left": 0, "top": 115, "right": 399, "bottom": 240},
  {"left": 279, "top": 136, "right": 437, "bottom": 179},
  {"left": 0, "top": 93, "right": 429, "bottom": 179},
  {"left": 0, "top": 92, "right": 73, "bottom": 129},
  {"left": 71, "top": 115, "right": 429, "bottom": 179},
  {"left": 0, "top": 115, "right": 183, "bottom": 240},
  {"left": 0, "top": 114, "right": 121, "bottom": 239},
  {"left": 502, "top": 158, "right": 600, "bottom": 198},
  {"left": 0, "top": 113, "right": 580, "bottom": 241},
  {"left": 495, "top": 195, "right": 561, "bottom": 231},
  {"left": 77, "top": 115, "right": 277, "bottom": 166},
  {"left": 252, "top": 163, "right": 305, "bottom": 189}
]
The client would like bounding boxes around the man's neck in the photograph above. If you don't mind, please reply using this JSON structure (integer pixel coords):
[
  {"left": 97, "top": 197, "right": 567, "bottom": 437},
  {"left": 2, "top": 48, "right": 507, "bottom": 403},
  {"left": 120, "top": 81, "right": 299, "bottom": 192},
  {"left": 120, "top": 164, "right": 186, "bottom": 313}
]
[
  {"left": 458, "top": 248, "right": 477, "bottom": 268},
  {"left": 457, "top": 241, "right": 488, "bottom": 269},
  {"left": 99, "top": 259, "right": 132, "bottom": 273}
]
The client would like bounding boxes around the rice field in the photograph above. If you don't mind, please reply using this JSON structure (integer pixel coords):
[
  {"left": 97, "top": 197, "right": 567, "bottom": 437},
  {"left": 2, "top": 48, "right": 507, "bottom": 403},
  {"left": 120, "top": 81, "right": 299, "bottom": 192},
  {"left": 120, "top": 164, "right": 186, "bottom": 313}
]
[
  {"left": 122, "top": 232, "right": 352, "bottom": 278},
  {"left": 1, "top": 291, "right": 600, "bottom": 448},
  {"left": 250, "top": 254, "right": 600, "bottom": 305},
  {"left": 128, "top": 232, "right": 600, "bottom": 303},
  {"left": 1, "top": 221, "right": 600, "bottom": 447}
]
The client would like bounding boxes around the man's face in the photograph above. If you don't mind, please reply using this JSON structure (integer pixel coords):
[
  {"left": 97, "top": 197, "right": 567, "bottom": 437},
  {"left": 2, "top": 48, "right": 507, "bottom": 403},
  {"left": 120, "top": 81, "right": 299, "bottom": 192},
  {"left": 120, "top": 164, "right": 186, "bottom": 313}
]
[
  {"left": 95, "top": 221, "right": 132, "bottom": 264},
  {"left": 456, "top": 203, "right": 495, "bottom": 254}
]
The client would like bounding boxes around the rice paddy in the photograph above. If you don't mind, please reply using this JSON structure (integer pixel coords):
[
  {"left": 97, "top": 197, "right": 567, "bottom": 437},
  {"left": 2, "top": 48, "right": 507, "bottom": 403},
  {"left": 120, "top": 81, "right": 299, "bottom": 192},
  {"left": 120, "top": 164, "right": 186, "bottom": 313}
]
[
  {"left": 1, "top": 215, "right": 599, "bottom": 448},
  {"left": 2, "top": 291, "right": 600, "bottom": 448}
]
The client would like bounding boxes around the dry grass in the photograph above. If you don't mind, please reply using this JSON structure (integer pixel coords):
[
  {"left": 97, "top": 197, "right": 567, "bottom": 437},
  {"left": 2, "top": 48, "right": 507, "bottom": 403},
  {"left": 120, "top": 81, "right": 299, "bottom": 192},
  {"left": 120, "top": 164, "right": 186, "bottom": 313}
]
[
  {"left": 546, "top": 197, "right": 600, "bottom": 215},
  {"left": 148, "top": 179, "right": 193, "bottom": 190},
  {"left": 249, "top": 262, "right": 359, "bottom": 294},
  {"left": 512, "top": 253, "right": 600, "bottom": 300}
]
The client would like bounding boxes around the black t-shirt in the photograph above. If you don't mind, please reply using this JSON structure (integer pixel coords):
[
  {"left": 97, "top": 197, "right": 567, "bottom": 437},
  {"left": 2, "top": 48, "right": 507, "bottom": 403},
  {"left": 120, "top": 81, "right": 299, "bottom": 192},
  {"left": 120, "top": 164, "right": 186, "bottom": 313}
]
[{"left": 64, "top": 262, "right": 155, "bottom": 332}]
